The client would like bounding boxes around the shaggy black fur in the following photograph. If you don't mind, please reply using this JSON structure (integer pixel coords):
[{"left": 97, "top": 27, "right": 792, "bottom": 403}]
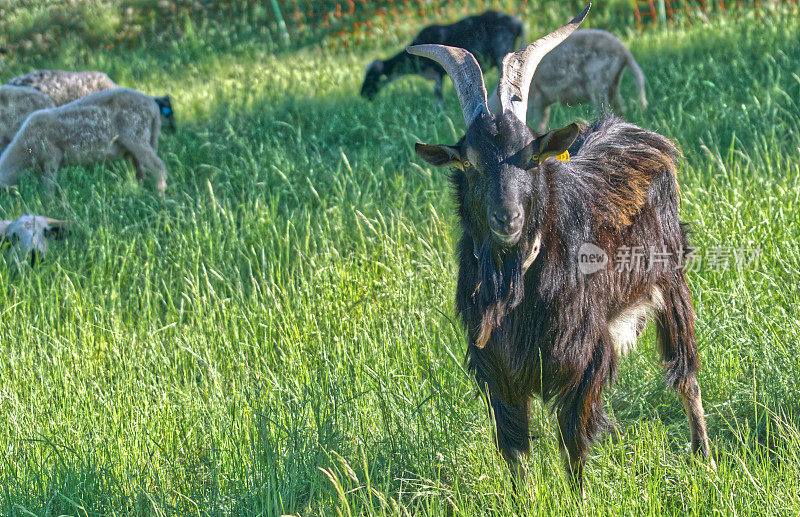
[{"left": 423, "top": 113, "right": 711, "bottom": 490}]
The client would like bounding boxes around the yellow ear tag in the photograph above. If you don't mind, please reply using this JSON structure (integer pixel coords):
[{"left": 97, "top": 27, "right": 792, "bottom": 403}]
[{"left": 556, "top": 150, "right": 570, "bottom": 162}]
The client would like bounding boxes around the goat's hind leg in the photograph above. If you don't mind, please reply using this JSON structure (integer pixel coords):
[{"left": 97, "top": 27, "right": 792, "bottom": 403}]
[
  {"left": 680, "top": 375, "right": 713, "bottom": 465},
  {"left": 655, "top": 278, "right": 714, "bottom": 465}
]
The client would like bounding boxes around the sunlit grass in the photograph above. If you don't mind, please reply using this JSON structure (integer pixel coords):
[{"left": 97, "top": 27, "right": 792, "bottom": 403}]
[{"left": 1, "top": 3, "right": 800, "bottom": 516}]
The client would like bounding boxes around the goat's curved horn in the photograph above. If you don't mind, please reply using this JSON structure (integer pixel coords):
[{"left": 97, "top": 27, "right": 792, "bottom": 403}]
[
  {"left": 496, "top": 4, "right": 591, "bottom": 123},
  {"left": 407, "top": 44, "right": 489, "bottom": 127}
]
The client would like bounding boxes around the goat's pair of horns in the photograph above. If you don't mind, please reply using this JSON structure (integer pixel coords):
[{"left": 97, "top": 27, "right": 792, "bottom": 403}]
[{"left": 407, "top": 4, "right": 590, "bottom": 127}]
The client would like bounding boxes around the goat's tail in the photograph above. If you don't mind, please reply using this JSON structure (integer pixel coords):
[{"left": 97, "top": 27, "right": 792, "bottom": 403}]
[{"left": 625, "top": 50, "right": 647, "bottom": 109}]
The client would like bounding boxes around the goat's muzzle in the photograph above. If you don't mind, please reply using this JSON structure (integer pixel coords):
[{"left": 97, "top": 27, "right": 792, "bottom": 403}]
[{"left": 488, "top": 207, "right": 523, "bottom": 247}]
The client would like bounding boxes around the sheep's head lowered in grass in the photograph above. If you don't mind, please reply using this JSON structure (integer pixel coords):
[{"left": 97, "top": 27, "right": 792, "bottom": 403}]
[
  {"left": 360, "top": 59, "right": 387, "bottom": 100},
  {"left": 0, "top": 215, "right": 69, "bottom": 264},
  {"left": 409, "top": 5, "right": 589, "bottom": 342},
  {"left": 154, "top": 95, "right": 176, "bottom": 131}
]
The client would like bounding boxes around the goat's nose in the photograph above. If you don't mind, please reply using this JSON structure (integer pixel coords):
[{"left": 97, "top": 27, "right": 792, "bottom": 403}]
[
  {"left": 492, "top": 210, "right": 520, "bottom": 225},
  {"left": 490, "top": 209, "right": 523, "bottom": 236}
]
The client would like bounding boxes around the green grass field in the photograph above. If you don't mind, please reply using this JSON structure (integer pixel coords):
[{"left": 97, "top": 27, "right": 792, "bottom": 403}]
[{"left": 2, "top": 1, "right": 800, "bottom": 515}]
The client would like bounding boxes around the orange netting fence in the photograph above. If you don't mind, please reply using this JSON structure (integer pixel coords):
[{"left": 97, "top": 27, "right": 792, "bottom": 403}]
[
  {"left": 1, "top": 0, "right": 797, "bottom": 59},
  {"left": 269, "top": 0, "right": 799, "bottom": 47},
  {"left": 633, "top": 0, "right": 798, "bottom": 27}
]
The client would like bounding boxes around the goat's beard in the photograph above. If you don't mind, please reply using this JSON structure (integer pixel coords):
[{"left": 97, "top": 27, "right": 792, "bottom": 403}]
[{"left": 474, "top": 237, "right": 524, "bottom": 348}]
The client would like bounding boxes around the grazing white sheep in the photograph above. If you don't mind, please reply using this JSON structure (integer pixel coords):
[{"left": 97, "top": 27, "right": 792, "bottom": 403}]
[
  {"left": 8, "top": 70, "right": 118, "bottom": 106},
  {"left": 8, "top": 69, "right": 176, "bottom": 130},
  {"left": 0, "top": 214, "right": 69, "bottom": 264},
  {"left": 0, "top": 87, "right": 167, "bottom": 195},
  {"left": 489, "top": 29, "right": 647, "bottom": 133},
  {"left": 0, "top": 85, "right": 56, "bottom": 149}
]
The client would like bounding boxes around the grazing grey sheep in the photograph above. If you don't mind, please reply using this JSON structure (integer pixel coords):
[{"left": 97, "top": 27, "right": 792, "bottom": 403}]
[
  {"left": 0, "top": 214, "right": 69, "bottom": 264},
  {"left": 489, "top": 29, "right": 647, "bottom": 133},
  {"left": 7, "top": 70, "right": 176, "bottom": 130},
  {"left": 8, "top": 69, "right": 118, "bottom": 106},
  {"left": 0, "top": 87, "right": 167, "bottom": 195},
  {"left": 0, "top": 85, "right": 56, "bottom": 149}
]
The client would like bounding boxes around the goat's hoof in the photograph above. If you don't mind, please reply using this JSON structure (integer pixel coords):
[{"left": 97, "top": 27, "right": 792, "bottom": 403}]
[
  {"left": 704, "top": 453, "right": 717, "bottom": 471},
  {"left": 688, "top": 443, "right": 716, "bottom": 470}
]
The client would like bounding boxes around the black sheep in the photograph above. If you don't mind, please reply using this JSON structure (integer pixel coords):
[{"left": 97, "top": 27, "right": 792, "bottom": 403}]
[{"left": 361, "top": 11, "right": 524, "bottom": 102}]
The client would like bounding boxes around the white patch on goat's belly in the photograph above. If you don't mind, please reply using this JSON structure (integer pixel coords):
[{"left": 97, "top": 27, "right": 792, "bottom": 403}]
[{"left": 608, "top": 287, "right": 664, "bottom": 356}]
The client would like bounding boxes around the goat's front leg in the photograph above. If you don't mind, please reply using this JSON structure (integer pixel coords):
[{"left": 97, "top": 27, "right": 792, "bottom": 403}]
[
  {"left": 556, "top": 399, "right": 592, "bottom": 500},
  {"left": 488, "top": 390, "right": 531, "bottom": 483},
  {"left": 555, "top": 342, "right": 613, "bottom": 500}
]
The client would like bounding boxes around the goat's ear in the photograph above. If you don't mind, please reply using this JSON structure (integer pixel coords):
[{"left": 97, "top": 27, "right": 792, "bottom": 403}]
[
  {"left": 415, "top": 143, "right": 463, "bottom": 168},
  {"left": 537, "top": 123, "right": 580, "bottom": 162}
]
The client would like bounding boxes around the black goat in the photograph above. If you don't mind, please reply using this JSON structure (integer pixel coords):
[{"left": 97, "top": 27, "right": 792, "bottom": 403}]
[
  {"left": 409, "top": 4, "right": 713, "bottom": 495},
  {"left": 360, "top": 11, "right": 524, "bottom": 101}
]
